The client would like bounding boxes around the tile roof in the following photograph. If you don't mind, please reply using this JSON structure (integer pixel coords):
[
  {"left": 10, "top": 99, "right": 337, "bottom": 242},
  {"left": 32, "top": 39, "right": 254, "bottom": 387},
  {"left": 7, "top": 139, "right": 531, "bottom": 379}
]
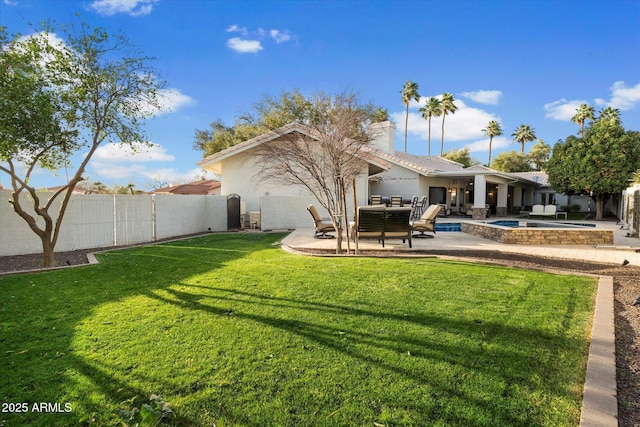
[
  {"left": 510, "top": 171, "right": 550, "bottom": 186},
  {"left": 152, "top": 179, "right": 221, "bottom": 195},
  {"left": 367, "top": 150, "right": 466, "bottom": 175}
]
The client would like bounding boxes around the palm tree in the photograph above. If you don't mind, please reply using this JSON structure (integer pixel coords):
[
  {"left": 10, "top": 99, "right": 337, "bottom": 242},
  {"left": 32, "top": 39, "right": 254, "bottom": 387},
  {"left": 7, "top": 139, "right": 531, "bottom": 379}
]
[
  {"left": 571, "top": 103, "right": 595, "bottom": 137},
  {"left": 598, "top": 106, "right": 621, "bottom": 126},
  {"left": 482, "top": 120, "right": 503, "bottom": 166},
  {"left": 400, "top": 80, "right": 420, "bottom": 152},
  {"left": 439, "top": 93, "right": 457, "bottom": 156},
  {"left": 511, "top": 124, "right": 537, "bottom": 154},
  {"left": 418, "top": 97, "right": 442, "bottom": 155}
]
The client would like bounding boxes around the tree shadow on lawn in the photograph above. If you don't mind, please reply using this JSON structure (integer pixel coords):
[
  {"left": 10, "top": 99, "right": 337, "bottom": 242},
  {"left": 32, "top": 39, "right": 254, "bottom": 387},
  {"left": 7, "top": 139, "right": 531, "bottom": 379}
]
[
  {"left": 141, "top": 281, "right": 590, "bottom": 426},
  {"left": 0, "top": 233, "right": 276, "bottom": 426}
]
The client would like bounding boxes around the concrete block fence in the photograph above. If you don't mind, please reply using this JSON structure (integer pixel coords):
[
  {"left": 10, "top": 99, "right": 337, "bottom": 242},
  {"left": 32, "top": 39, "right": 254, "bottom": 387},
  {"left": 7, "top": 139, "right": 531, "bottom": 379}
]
[
  {"left": 0, "top": 190, "right": 327, "bottom": 256},
  {"left": 0, "top": 190, "right": 228, "bottom": 256}
]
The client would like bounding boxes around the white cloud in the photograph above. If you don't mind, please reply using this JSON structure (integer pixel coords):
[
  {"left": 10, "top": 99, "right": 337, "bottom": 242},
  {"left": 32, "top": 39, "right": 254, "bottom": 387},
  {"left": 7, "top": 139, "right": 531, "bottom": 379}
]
[
  {"left": 605, "top": 81, "right": 640, "bottom": 111},
  {"left": 392, "top": 97, "right": 500, "bottom": 144},
  {"left": 226, "top": 25, "right": 295, "bottom": 53},
  {"left": 152, "top": 88, "right": 195, "bottom": 115},
  {"left": 226, "top": 37, "right": 263, "bottom": 54},
  {"left": 270, "top": 29, "right": 291, "bottom": 44},
  {"left": 459, "top": 90, "right": 502, "bottom": 105},
  {"left": 88, "top": 143, "right": 217, "bottom": 184},
  {"left": 545, "top": 81, "right": 640, "bottom": 121},
  {"left": 544, "top": 98, "right": 585, "bottom": 121},
  {"left": 226, "top": 24, "right": 248, "bottom": 36},
  {"left": 3, "top": 0, "right": 18, "bottom": 6},
  {"left": 88, "top": 0, "right": 158, "bottom": 16},
  {"left": 464, "top": 136, "right": 511, "bottom": 153},
  {"left": 93, "top": 143, "right": 174, "bottom": 163}
]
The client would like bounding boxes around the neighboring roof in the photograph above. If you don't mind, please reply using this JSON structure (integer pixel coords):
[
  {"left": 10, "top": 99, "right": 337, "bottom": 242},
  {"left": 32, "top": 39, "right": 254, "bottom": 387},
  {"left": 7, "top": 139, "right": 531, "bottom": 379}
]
[{"left": 151, "top": 179, "right": 221, "bottom": 195}]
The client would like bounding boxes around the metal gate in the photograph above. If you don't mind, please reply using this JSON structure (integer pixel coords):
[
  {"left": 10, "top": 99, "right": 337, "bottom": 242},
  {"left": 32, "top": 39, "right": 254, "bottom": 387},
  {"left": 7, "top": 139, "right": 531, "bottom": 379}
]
[{"left": 227, "top": 194, "right": 241, "bottom": 230}]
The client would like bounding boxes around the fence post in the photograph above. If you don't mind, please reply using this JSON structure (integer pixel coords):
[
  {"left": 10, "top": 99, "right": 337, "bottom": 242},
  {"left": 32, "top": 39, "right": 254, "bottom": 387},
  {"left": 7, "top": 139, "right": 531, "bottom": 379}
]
[
  {"left": 152, "top": 194, "right": 157, "bottom": 242},
  {"left": 113, "top": 194, "right": 117, "bottom": 247}
]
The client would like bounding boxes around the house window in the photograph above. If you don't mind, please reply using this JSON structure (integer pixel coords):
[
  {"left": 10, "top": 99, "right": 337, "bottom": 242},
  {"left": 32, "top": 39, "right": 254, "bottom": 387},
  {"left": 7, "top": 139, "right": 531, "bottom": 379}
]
[{"left": 429, "top": 187, "right": 446, "bottom": 204}]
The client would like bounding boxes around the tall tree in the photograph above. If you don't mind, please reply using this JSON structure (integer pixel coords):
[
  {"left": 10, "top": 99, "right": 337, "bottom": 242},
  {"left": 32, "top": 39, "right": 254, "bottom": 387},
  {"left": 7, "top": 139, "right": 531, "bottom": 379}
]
[
  {"left": 526, "top": 139, "right": 551, "bottom": 171},
  {"left": 0, "top": 23, "right": 164, "bottom": 267},
  {"left": 571, "top": 103, "right": 595, "bottom": 137},
  {"left": 418, "top": 96, "right": 442, "bottom": 156},
  {"left": 400, "top": 80, "right": 420, "bottom": 153},
  {"left": 251, "top": 91, "right": 381, "bottom": 253},
  {"left": 547, "top": 117, "right": 640, "bottom": 220},
  {"left": 439, "top": 92, "right": 457, "bottom": 155},
  {"left": 490, "top": 151, "right": 532, "bottom": 172},
  {"left": 598, "top": 106, "right": 622, "bottom": 126},
  {"left": 511, "top": 124, "right": 537, "bottom": 153},
  {"left": 482, "top": 120, "right": 503, "bottom": 166},
  {"left": 441, "top": 147, "right": 479, "bottom": 168},
  {"left": 195, "top": 89, "right": 387, "bottom": 158}
]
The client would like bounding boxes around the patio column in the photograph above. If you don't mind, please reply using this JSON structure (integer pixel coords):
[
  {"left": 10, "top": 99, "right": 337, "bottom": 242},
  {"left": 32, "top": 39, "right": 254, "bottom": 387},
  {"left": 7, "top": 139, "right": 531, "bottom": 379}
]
[
  {"left": 496, "top": 183, "right": 508, "bottom": 216},
  {"left": 472, "top": 175, "right": 487, "bottom": 220}
]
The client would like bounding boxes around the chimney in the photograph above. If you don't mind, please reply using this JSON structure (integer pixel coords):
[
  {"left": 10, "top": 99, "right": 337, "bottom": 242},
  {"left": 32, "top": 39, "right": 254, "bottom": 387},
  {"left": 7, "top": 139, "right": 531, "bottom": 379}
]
[{"left": 369, "top": 121, "right": 396, "bottom": 154}]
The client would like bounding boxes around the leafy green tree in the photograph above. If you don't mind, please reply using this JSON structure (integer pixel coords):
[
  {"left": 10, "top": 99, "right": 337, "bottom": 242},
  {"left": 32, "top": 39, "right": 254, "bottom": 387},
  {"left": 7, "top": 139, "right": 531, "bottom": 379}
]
[
  {"left": 511, "top": 124, "right": 536, "bottom": 153},
  {"left": 400, "top": 80, "right": 420, "bottom": 153},
  {"left": 547, "top": 117, "right": 640, "bottom": 220},
  {"left": 193, "top": 120, "right": 258, "bottom": 157},
  {"left": 571, "top": 103, "right": 595, "bottom": 137},
  {"left": 482, "top": 120, "right": 503, "bottom": 166},
  {"left": 418, "top": 96, "right": 442, "bottom": 156},
  {"left": 442, "top": 147, "right": 479, "bottom": 168},
  {"left": 0, "top": 23, "right": 164, "bottom": 267},
  {"left": 526, "top": 139, "right": 551, "bottom": 171},
  {"left": 195, "top": 89, "right": 388, "bottom": 158},
  {"left": 252, "top": 91, "right": 382, "bottom": 253},
  {"left": 439, "top": 93, "right": 458, "bottom": 155},
  {"left": 490, "top": 151, "right": 532, "bottom": 172}
]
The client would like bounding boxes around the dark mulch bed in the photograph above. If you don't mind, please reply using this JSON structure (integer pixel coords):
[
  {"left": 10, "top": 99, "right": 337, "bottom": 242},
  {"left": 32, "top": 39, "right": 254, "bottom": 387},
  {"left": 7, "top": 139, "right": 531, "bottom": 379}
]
[{"left": 1, "top": 245, "right": 638, "bottom": 426}]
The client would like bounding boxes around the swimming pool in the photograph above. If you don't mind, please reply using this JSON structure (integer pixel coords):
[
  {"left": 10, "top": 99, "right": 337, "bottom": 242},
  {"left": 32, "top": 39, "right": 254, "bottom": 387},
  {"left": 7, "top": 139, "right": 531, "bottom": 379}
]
[
  {"left": 488, "top": 220, "right": 596, "bottom": 229},
  {"left": 460, "top": 220, "right": 612, "bottom": 245}
]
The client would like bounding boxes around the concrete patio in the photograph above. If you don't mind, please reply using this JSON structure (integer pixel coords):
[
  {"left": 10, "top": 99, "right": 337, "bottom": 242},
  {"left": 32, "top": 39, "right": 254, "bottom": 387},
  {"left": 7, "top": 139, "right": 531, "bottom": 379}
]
[{"left": 282, "top": 217, "right": 640, "bottom": 267}]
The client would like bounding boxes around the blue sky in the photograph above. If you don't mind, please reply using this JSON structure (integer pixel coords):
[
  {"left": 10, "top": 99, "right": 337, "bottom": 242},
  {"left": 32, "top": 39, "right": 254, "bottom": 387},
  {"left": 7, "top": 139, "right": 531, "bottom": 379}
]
[{"left": 2, "top": 0, "right": 639, "bottom": 190}]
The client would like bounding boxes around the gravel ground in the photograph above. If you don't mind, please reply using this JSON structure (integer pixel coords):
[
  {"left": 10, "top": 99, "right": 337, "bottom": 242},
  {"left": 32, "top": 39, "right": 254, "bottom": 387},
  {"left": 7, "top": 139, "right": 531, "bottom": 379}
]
[{"left": 1, "top": 246, "right": 638, "bottom": 426}]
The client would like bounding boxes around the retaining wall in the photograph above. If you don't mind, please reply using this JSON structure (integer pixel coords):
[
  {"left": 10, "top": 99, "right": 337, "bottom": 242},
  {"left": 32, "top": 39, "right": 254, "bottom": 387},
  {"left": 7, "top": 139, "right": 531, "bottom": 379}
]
[{"left": 461, "top": 221, "right": 613, "bottom": 245}]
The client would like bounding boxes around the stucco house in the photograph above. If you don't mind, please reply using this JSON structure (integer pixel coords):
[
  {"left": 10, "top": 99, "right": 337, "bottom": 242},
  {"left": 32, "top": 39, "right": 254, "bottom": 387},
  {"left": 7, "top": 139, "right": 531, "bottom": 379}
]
[{"left": 198, "top": 121, "right": 575, "bottom": 228}]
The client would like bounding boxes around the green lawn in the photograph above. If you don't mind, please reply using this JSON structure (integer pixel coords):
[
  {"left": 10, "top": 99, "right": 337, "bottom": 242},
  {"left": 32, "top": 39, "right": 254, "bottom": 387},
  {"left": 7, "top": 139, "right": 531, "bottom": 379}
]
[{"left": 1, "top": 233, "right": 596, "bottom": 426}]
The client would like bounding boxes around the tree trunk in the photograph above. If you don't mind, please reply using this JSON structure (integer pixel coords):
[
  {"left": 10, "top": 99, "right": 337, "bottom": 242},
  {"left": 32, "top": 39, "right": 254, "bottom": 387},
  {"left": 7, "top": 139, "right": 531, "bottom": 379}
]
[
  {"left": 488, "top": 137, "right": 493, "bottom": 166},
  {"left": 41, "top": 237, "right": 56, "bottom": 268},
  {"left": 404, "top": 104, "right": 409, "bottom": 153},
  {"left": 441, "top": 115, "right": 446, "bottom": 156},
  {"left": 595, "top": 194, "right": 605, "bottom": 220},
  {"left": 335, "top": 223, "right": 343, "bottom": 254},
  {"left": 427, "top": 116, "right": 432, "bottom": 156}
]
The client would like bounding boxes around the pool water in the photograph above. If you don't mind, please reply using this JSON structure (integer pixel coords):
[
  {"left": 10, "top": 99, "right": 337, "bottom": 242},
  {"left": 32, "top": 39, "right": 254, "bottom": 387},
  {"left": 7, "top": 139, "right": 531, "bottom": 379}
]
[
  {"left": 488, "top": 220, "right": 595, "bottom": 228},
  {"left": 435, "top": 223, "right": 462, "bottom": 232}
]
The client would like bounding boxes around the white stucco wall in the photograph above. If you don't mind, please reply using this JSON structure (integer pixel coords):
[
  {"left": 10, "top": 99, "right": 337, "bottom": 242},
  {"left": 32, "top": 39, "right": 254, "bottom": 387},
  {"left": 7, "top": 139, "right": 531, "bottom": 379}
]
[
  {"left": 219, "top": 149, "right": 316, "bottom": 213},
  {"left": 370, "top": 165, "right": 419, "bottom": 200}
]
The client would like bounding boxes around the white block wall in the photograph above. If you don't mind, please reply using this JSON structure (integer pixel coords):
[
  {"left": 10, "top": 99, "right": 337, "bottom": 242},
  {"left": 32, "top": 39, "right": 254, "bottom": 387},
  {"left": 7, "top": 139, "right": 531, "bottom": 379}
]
[{"left": 0, "top": 190, "right": 229, "bottom": 256}]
